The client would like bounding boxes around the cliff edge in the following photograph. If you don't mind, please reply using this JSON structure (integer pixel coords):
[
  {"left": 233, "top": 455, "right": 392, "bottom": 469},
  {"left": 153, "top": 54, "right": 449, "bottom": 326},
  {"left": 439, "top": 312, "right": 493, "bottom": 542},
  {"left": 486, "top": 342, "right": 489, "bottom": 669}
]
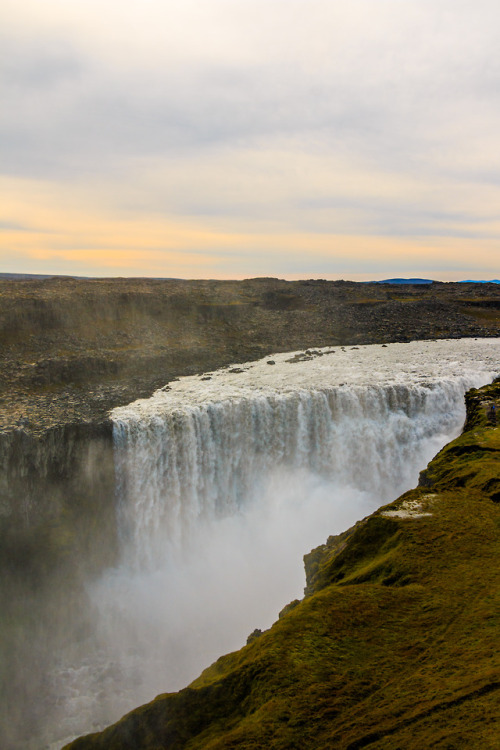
[
  {"left": 2, "top": 277, "right": 499, "bottom": 433},
  {"left": 64, "top": 379, "right": 500, "bottom": 750}
]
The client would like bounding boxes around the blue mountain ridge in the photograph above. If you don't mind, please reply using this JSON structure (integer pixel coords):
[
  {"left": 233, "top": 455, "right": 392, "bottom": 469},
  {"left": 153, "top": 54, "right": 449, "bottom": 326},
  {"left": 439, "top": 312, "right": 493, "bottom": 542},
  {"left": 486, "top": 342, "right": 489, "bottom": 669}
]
[
  {"left": 370, "top": 278, "right": 435, "bottom": 284},
  {"left": 370, "top": 278, "right": 500, "bottom": 285}
]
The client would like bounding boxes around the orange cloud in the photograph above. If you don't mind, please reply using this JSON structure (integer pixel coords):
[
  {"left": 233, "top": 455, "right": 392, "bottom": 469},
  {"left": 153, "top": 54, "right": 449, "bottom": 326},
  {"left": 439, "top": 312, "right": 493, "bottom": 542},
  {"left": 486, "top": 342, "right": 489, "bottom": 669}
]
[{"left": 1, "top": 176, "right": 499, "bottom": 279}]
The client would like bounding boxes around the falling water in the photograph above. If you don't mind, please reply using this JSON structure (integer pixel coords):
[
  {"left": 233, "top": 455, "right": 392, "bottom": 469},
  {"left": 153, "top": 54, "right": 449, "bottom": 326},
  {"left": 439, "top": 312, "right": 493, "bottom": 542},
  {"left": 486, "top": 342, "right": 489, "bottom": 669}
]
[
  {"left": 114, "top": 382, "right": 476, "bottom": 567},
  {"left": 48, "top": 338, "right": 499, "bottom": 748}
]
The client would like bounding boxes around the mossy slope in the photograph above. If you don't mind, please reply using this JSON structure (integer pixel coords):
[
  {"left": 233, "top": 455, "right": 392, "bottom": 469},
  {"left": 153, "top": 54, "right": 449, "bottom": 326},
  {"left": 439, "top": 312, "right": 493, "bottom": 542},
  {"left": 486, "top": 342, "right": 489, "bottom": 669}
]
[{"left": 65, "top": 382, "right": 500, "bottom": 750}]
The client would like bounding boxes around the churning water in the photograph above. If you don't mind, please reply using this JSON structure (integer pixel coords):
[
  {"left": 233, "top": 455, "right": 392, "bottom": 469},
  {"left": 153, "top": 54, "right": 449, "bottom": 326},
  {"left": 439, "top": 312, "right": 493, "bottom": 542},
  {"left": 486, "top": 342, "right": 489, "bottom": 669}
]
[{"left": 49, "top": 339, "right": 499, "bottom": 748}]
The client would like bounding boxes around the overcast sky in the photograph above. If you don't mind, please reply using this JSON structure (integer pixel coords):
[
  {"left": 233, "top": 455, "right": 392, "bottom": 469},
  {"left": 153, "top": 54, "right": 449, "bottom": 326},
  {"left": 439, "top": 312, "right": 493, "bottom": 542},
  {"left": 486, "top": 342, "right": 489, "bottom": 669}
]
[{"left": 1, "top": 0, "right": 499, "bottom": 280}]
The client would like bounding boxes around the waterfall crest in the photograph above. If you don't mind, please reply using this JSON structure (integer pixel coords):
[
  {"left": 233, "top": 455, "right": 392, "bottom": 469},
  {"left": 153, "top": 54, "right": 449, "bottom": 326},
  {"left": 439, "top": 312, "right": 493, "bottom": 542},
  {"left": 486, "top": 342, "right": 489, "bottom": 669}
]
[
  {"left": 113, "top": 378, "right": 482, "bottom": 568},
  {"left": 111, "top": 338, "right": 499, "bottom": 571}
]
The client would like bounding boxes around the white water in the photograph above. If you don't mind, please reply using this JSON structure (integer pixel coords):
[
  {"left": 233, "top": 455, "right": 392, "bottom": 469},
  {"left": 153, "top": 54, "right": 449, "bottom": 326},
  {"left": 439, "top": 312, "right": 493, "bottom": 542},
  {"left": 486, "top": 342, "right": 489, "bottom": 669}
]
[{"left": 51, "top": 339, "right": 499, "bottom": 747}]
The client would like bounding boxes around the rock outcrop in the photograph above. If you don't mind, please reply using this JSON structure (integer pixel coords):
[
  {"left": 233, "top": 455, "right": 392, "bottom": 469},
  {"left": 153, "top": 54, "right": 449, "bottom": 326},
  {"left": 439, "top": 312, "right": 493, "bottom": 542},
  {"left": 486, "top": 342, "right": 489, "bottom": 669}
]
[{"left": 64, "top": 379, "right": 500, "bottom": 750}]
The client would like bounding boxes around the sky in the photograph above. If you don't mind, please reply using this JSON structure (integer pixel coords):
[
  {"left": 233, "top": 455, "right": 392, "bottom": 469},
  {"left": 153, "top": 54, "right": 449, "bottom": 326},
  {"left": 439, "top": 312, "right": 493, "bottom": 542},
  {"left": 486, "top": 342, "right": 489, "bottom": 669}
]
[{"left": 1, "top": 0, "right": 499, "bottom": 281}]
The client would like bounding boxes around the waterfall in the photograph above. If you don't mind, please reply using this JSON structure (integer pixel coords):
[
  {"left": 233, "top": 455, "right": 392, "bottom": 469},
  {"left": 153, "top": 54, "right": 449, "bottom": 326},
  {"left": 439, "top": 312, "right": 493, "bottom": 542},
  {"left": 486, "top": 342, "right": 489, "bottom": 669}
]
[
  {"left": 111, "top": 338, "right": 499, "bottom": 574},
  {"left": 112, "top": 378, "right": 483, "bottom": 569},
  {"left": 48, "top": 338, "right": 499, "bottom": 748}
]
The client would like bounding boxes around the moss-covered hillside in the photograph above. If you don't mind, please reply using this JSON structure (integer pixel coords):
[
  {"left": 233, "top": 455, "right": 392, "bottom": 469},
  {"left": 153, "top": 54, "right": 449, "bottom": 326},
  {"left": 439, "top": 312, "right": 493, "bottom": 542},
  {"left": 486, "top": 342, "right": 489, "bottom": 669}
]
[{"left": 65, "top": 381, "right": 500, "bottom": 750}]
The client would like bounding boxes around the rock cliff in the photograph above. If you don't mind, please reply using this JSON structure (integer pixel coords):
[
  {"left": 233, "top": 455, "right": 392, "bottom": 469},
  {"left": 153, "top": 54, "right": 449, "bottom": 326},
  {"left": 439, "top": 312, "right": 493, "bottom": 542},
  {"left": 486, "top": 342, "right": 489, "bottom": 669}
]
[{"left": 64, "top": 379, "right": 500, "bottom": 749}]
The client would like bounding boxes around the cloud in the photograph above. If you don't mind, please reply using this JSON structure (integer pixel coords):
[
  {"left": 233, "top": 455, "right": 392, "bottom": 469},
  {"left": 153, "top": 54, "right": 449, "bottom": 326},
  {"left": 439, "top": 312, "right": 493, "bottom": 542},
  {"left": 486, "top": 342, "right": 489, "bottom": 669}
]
[
  {"left": 1, "top": 1, "right": 500, "bottom": 277},
  {"left": 1, "top": 173, "right": 498, "bottom": 281},
  {"left": 3, "top": 1, "right": 499, "bottom": 171}
]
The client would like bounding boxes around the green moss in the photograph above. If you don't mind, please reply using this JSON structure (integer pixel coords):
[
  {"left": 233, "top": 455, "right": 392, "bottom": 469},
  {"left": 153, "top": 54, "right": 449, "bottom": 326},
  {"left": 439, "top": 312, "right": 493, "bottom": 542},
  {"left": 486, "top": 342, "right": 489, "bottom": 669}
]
[
  {"left": 304, "top": 515, "right": 401, "bottom": 594},
  {"left": 420, "top": 381, "right": 500, "bottom": 497}
]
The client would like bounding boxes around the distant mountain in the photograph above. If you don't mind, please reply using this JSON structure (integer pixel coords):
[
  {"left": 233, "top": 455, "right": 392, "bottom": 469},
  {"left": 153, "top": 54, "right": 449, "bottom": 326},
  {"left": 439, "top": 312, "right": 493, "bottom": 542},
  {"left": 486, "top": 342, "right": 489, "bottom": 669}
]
[
  {"left": 370, "top": 278, "right": 435, "bottom": 285},
  {"left": 0, "top": 273, "right": 85, "bottom": 280},
  {"left": 461, "top": 279, "right": 500, "bottom": 284},
  {"left": 0, "top": 273, "right": 182, "bottom": 281}
]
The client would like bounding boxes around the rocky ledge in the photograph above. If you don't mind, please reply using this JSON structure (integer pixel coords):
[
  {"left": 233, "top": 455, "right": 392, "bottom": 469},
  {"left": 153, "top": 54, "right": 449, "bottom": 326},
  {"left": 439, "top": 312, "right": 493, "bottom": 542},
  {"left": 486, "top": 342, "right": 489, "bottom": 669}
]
[{"left": 64, "top": 379, "right": 500, "bottom": 750}]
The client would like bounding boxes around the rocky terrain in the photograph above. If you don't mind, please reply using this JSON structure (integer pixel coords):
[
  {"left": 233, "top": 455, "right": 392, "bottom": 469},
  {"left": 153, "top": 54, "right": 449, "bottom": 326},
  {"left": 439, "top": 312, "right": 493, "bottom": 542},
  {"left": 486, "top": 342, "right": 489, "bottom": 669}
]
[
  {"left": 1, "top": 276, "right": 499, "bottom": 432},
  {"left": 64, "top": 379, "right": 500, "bottom": 750}
]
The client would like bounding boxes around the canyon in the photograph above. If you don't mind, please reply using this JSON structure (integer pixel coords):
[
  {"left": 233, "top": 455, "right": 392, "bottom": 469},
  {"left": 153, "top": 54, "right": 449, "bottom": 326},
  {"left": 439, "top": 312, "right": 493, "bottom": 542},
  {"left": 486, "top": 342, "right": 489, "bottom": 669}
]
[{"left": 0, "top": 277, "right": 499, "bottom": 749}]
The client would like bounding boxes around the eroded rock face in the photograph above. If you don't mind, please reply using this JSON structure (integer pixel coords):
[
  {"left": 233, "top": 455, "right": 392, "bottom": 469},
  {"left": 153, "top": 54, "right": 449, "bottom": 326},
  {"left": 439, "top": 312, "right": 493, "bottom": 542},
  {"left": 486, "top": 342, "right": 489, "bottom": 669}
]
[
  {"left": 0, "top": 421, "right": 117, "bottom": 579},
  {"left": 0, "top": 421, "right": 118, "bottom": 750}
]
